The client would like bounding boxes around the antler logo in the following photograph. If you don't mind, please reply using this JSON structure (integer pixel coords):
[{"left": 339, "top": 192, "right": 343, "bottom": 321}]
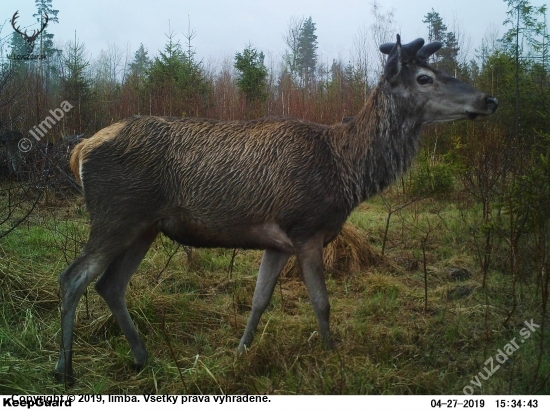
[{"left": 11, "top": 10, "right": 48, "bottom": 55}]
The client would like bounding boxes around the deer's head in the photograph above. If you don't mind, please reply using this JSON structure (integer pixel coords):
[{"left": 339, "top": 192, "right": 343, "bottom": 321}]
[{"left": 380, "top": 35, "right": 498, "bottom": 123}]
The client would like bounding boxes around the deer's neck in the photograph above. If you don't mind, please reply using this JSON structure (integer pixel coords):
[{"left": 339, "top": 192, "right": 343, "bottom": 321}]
[{"left": 333, "top": 82, "right": 423, "bottom": 207}]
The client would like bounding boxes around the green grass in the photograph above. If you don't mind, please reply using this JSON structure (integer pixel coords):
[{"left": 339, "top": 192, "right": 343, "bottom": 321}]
[{"left": 0, "top": 193, "right": 549, "bottom": 394}]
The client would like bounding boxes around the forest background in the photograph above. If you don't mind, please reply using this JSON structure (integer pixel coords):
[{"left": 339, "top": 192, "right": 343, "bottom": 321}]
[{"left": 0, "top": 0, "right": 549, "bottom": 395}]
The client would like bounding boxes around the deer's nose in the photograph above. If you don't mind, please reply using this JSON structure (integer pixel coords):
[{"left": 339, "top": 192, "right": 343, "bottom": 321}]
[{"left": 486, "top": 96, "right": 498, "bottom": 113}]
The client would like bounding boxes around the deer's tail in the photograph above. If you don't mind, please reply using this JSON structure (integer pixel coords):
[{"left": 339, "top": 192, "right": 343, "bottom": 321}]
[{"left": 69, "top": 141, "right": 85, "bottom": 184}]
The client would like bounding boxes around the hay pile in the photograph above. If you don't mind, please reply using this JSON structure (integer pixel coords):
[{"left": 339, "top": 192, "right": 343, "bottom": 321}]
[{"left": 283, "top": 223, "right": 384, "bottom": 278}]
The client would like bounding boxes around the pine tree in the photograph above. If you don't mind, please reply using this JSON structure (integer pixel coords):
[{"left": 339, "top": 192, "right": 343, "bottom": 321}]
[
  {"left": 440, "top": 31, "right": 460, "bottom": 75},
  {"left": 296, "top": 17, "right": 318, "bottom": 88},
  {"left": 63, "top": 36, "right": 90, "bottom": 104},
  {"left": 423, "top": 9, "right": 459, "bottom": 74},
  {"left": 129, "top": 44, "right": 151, "bottom": 80},
  {"left": 33, "top": 0, "right": 60, "bottom": 59},
  {"left": 146, "top": 29, "right": 208, "bottom": 116},
  {"left": 61, "top": 35, "right": 90, "bottom": 133},
  {"left": 283, "top": 16, "right": 304, "bottom": 78},
  {"left": 283, "top": 16, "right": 318, "bottom": 89},
  {"left": 234, "top": 44, "right": 268, "bottom": 104},
  {"left": 502, "top": 0, "right": 547, "bottom": 55},
  {"left": 501, "top": 0, "right": 548, "bottom": 143},
  {"left": 9, "top": 32, "right": 29, "bottom": 60},
  {"left": 423, "top": 9, "right": 447, "bottom": 43},
  {"left": 148, "top": 30, "right": 186, "bottom": 84},
  {"left": 147, "top": 30, "right": 205, "bottom": 93}
]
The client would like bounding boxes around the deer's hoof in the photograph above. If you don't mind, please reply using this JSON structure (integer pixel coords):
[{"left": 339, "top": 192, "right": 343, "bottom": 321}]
[
  {"left": 236, "top": 344, "right": 248, "bottom": 356},
  {"left": 54, "top": 369, "right": 75, "bottom": 385}
]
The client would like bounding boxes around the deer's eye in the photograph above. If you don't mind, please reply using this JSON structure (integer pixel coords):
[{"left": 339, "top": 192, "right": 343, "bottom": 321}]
[{"left": 417, "top": 75, "right": 433, "bottom": 85}]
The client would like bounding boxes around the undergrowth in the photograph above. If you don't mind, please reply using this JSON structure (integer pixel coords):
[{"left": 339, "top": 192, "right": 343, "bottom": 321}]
[{"left": 0, "top": 193, "right": 548, "bottom": 395}]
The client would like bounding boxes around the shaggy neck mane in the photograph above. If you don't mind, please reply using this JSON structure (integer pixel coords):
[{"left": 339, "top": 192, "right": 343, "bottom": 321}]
[{"left": 331, "top": 80, "right": 423, "bottom": 209}]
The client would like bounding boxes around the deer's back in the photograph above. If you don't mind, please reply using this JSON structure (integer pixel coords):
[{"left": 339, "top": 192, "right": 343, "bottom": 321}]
[{"left": 75, "top": 116, "right": 351, "bottom": 246}]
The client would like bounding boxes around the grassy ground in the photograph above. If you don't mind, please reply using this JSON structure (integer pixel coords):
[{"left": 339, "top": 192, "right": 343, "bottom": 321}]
[{"left": 0, "top": 192, "right": 548, "bottom": 394}]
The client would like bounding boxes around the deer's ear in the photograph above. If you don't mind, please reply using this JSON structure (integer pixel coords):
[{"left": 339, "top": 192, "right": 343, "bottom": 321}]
[{"left": 383, "top": 34, "right": 402, "bottom": 82}]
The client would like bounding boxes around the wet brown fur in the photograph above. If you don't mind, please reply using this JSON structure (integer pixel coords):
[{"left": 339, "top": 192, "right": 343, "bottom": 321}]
[
  {"left": 70, "top": 81, "right": 425, "bottom": 251},
  {"left": 56, "top": 36, "right": 497, "bottom": 382}
]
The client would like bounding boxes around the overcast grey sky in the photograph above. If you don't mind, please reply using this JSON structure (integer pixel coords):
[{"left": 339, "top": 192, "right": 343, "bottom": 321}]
[{"left": 3, "top": 0, "right": 547, "bottom": 66}]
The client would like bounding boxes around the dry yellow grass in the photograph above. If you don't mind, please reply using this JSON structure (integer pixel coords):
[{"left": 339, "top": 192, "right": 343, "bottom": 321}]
[{"left": 283, "top": 223, "right": 386, "bottom": 278}]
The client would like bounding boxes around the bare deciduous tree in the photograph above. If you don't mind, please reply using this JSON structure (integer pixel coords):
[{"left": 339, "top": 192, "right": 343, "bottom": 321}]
[
  {"left": 283, "top": 16, "right": 305, "bottom": 76},
  {"left": 369, "top": 1, "right": 397, "bottom": 71}
]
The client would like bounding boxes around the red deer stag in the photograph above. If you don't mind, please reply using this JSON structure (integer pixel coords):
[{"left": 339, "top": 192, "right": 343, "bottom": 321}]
[{"left": 55, "top": 36, "right": 498, "bottom": 382}]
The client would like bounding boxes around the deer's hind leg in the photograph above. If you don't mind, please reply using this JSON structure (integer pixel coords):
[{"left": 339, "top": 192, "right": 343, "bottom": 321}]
[
  {"left": 55, "top": 224, "right": 156, "bottom": 383},
  {"left": 238, "top": 249, "right": 291, "bottom": 353},
  {"left": 295, "top": 234, "right": 333, "bottom": 350},
  {"left": 94, "top": 226, "right": 159, "bottom": 370}
]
